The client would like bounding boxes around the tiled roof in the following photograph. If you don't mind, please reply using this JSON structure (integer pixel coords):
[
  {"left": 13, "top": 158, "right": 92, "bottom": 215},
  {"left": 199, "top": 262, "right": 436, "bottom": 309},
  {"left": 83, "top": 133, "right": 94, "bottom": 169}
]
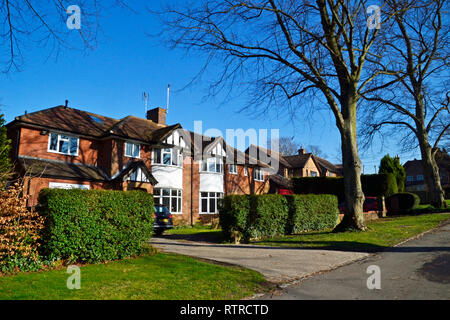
[
  {"left": 18, "top": 156, "right": 109, "bottom": 181},
  {"left": 12, "top": 106, "right": 120, "bottom": 137},
  {"left": 8, "top": 106, "right": 182, "bottom": 144},
  {"left": 269, "top": 174, "right": 293, "bottom": 189},
  {"left": 312, "top": 155, "right": 342, "bottom": 175},
  {"left": 283, "top": 153, "right": 312, "bottom": 168}
]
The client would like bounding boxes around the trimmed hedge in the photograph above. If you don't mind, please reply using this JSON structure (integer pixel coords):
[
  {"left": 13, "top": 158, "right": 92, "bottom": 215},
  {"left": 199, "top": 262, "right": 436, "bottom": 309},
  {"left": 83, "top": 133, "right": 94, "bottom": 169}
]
[
  {"left": 386, "top": 192, "right": 420, "bottom": 215},
  {"left": 38, "top": 189, "right": 154, "bottom": 263},
  {"left": 361, "top": 174, "right": 398, "bottom": 198},
  {"left": 219, "top": 194, "right": 339, "bottom": 242},
  {"left": 286, "top": 195, "right": 339, "bottom": 234},
  {"left": 293, "top": 174, "right": 398, "bottom": 202},
  {"left": 247, "top": 194, "right": 289, "bottom": 239},
  {"left": 219, "top": 195, "right": 250, "bottom": 242}
]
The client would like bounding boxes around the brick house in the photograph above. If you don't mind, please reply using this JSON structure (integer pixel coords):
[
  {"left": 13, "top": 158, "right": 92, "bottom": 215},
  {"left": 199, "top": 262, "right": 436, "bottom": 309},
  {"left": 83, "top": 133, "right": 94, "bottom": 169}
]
[
  {"left": 404, "top": 150, "right": 450, "bottom": 192},
  {"left": 246, "top": 145, "right": 342, "bottom": 194},
  {"left": 7, "top": 105, "right": 270, "bottom": 225}
]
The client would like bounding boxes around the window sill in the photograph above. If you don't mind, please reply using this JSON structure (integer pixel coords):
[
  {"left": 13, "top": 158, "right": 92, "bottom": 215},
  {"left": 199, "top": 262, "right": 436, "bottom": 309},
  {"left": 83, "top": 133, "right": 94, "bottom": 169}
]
[
  {"left": 47, "top": 150, "right": 78, "bottom": 157},
  {"left": 152, "top": 163, "right": 183, "bottom": 169}
]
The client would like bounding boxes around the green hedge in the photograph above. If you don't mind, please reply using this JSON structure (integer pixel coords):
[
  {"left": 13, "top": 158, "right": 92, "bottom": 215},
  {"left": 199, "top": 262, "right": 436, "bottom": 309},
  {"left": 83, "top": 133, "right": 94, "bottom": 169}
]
[
  {"left": 247, "top": 194, "right": 289, "bottom": 239},
  {"left": 361, "top": 174, "right": 398, "bottom": 198},
  {"left": 293, "top": 174, "right": 397, "bottom": 202},
  {"left": 286, "top": 195, "right": 339, "bottom": 234},
  {"left": 219, "top": 194, "right": 339, "bottom": 242},
  {"left": 219, "top": 195, "right": 250, "bottom": 242},
  {"left": 38, "top": 189, "right": 154, "bottom": 264},
  {"left": 386, "top": 192, "right": 420, "bottom": 215}
]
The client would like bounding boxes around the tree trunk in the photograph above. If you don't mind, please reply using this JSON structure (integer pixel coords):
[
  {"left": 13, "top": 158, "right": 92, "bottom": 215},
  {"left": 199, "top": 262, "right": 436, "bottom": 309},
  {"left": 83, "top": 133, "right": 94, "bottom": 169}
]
[
  {"left": 417, "top": 127, "right": 446, "bottom": 208},
  {"left": 333, "top": 100, "right": 366, "bottom": 232}
]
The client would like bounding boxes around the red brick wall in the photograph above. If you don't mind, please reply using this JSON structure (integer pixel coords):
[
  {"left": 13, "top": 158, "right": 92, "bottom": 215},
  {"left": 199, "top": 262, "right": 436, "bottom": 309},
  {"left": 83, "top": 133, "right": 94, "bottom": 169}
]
[
  {"left": 23, "top": 176, "right": 108, "bottom": 207},
  {"left": 18, "top": 127, "right": 101, "bottom": 166},
  {"left": 224, "top": 165, "right": 270, "bottom": 195},
  {"left": 178, "top": 156, "right": 200, "bottom": 225}
]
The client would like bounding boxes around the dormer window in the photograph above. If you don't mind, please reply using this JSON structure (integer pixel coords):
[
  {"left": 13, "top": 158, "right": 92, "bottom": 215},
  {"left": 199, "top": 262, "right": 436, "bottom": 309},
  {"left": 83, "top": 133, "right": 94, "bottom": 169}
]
[
  {"left": 48, "top": 133, "right": 79, "bottom": 156},
  {"left": 125, "top": 142, "right": 140, "bottom": 159},
  {"left": 200, "top": 157, "right": 223, "bottom": 174},
  {"left": 153, "top": 148, "right": 182, "bottom": 167}
]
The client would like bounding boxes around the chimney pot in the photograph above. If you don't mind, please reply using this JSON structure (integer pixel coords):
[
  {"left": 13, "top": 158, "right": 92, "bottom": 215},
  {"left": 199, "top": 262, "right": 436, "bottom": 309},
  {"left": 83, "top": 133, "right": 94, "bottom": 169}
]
[
  {"left": 147, "top": 107, "right": 166, "bottom": 125},
  {"left": 299, "top": 148, "right": 306, "bottom": 155}
]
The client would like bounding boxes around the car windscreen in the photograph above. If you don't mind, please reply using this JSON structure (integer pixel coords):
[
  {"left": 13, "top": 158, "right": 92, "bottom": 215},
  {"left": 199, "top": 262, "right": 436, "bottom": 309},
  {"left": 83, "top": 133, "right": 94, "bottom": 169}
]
[{"left": 154, "top": 206, "right": 170, "bottom": 215}]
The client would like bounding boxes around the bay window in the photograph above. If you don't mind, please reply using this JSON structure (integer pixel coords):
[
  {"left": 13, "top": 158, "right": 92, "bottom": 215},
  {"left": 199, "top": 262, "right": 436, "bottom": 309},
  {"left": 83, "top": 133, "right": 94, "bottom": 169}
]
[
  {"left": 48, "top": 133, "right": 79, "bottom": 156},
  {"left": 153, "top": 188, "right": 182, "bottom": 214},
  {"left": 200, "top": 192, "right": 223, "bottom": 214}
]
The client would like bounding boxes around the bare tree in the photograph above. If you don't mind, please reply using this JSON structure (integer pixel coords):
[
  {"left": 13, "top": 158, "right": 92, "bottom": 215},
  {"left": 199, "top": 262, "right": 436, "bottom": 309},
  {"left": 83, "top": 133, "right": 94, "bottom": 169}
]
[
  {"left": 157, "top": 0, "right": 404, "bottom": 231},
  {"left": 307, "top": 145, "right": 328, "bottom": 158},
  {"left": 361, "top": 0, "right": 449, "bottom": 208},
  {"left": 272, "top": 137, "right": 300, "bottom": 156},
  {"left": 0, "top": 1, "right": 130, "bottom": 74}
]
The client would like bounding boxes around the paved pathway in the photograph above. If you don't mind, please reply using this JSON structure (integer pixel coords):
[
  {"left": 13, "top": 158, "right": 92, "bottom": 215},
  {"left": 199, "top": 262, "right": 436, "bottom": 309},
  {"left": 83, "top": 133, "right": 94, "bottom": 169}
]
[
  {"left": 151, "top": 236, "right": 369, "bottom": 284},
  {"left": 261, "top": 221, "right": 450, "bottom": 299}
]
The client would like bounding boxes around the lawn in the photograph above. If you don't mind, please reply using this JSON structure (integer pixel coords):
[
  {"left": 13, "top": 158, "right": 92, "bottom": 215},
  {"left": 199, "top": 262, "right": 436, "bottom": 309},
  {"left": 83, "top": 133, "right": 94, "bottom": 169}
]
[
  {"left": 0, "top": 253, "right": 269, "bottom": 300},
  {"left": 251, "top": 213, "right": 450, "bottom": 252}
]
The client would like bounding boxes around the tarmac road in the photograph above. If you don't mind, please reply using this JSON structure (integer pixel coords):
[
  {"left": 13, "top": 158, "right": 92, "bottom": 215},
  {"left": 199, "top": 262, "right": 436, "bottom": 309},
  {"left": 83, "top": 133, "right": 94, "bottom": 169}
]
[{"left": 262, "top": 220, "right": 450, "bottom": 300}]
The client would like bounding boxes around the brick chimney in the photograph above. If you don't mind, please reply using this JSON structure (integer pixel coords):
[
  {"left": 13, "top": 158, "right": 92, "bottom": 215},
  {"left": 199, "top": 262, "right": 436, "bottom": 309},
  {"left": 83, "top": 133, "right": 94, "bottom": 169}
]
[
  {"left": 147, "top": 107, "right": 166, "bottom": 125},
  {"left": 298, "top": 147, "right": 306, "bottom": 155}
]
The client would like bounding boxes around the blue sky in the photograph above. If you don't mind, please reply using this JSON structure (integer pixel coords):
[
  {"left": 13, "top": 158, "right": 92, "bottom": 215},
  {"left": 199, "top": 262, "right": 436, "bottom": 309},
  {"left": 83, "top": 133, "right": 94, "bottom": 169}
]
[{"left": 0, "top": 1, "right": 421, "bottom": 173}]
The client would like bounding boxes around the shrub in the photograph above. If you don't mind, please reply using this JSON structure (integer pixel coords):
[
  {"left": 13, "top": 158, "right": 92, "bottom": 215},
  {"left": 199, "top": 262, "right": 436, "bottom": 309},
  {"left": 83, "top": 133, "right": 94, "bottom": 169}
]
[
  {"left": 293, "top": 174, "right": 397, "bottom": 202},
  {"left": 219, "top": 195, "right": 250, "bottom": 243},
  {"left": 0, "top": 183, "right": 44, "bottom": 273},
  {"left": 38, "top": 189, "right": 154, "bottom": 264},
  {"left": 246, "top": 194, "right": 289, "bottom": 239},
  {"left": 286, "top": 194, "right": 339, "bottom": 234},
  {"left": 293, "top": 177, "right": 344, "bottom": 202},
  {"left": 386, "top": 193, "right": 421, "bottom": 215},
  {"left": 361, "top": 174, "right": 398, "bottom": 198}
]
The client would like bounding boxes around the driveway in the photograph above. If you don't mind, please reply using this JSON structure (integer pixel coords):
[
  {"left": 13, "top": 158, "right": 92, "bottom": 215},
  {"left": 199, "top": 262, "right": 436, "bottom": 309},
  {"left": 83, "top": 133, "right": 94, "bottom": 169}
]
[{"left": 150, "top": 235, "right": 369, "bottom": 284}]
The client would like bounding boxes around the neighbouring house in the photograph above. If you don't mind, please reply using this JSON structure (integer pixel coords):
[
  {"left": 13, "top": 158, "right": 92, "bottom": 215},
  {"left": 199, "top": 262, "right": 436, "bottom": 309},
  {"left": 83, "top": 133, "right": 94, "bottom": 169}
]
[
  {"left": 7, "top": 104, "right": 270, "bottom": 225},
  {"left": 246, "top": 145, "right": 342, "bottom": 194},
  {"left": 404, "top": 149, "right": 450, "bottom": 192}
]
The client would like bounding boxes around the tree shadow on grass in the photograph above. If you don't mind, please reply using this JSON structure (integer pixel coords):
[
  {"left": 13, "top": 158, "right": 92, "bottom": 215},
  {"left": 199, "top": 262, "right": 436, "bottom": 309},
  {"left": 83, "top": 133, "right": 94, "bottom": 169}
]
[{"left": 156, "top": 231, "right": 224, "bottom": 243}]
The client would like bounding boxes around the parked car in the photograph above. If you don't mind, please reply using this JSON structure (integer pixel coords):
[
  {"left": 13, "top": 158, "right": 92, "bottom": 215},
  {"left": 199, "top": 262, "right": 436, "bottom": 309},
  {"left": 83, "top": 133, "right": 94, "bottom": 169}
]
[
  {"left": 338, "top": 197, "right": 379, "bottom": 214},
  {"left": 153, "top": 204, "right": 174, "bottom": 235}
]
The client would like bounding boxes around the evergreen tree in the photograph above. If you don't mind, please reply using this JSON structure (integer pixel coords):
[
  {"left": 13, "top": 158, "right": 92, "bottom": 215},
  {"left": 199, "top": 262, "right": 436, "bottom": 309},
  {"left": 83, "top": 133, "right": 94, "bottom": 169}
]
[{"left": 379, "top": 154, "right": 405, "bottom": 193}]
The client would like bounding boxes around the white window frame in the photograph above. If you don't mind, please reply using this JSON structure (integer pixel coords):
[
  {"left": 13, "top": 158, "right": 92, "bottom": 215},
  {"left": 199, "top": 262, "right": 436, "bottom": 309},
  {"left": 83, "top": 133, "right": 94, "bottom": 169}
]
[
  {"left": 200, "top": 192, "right": 223, "bottom": 214},
  {"left": 229, "top": 164, "right": 237, "bottom": 175},
  {"left": 244, "top": 166, "right": 248, "bottom": 176},
  {"left": 153, "top": 188, "right": 183, "bottom": 214},
  {"left": 125, "top": 142, "right": 141, "bottom": 159},
  {"left": 254, "top": 168, "right": 264, "bottom": 182},
  {"left": 152, "top": 148, "right": 182, "bottom": 167},
  {"left": 127, "top": 167, "right": 149, "bottom": 183},
  {"left": 47, "top": 132, "right": 79, "bottom": 156},
  {"left": 200, "top": 157, "right": 223, "bottom": 174},
  {"left": 49, "top": 182, "right": 90, "bottom": 190}
]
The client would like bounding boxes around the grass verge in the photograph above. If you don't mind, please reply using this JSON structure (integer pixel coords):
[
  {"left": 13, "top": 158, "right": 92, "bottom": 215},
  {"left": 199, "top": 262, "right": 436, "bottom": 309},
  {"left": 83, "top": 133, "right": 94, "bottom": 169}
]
[
  {"left": 251, "top": 213, "right": 450, "bottom": 252},
  {"left": 0, "top": 253, "right": 269, "bottom": 300}
]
